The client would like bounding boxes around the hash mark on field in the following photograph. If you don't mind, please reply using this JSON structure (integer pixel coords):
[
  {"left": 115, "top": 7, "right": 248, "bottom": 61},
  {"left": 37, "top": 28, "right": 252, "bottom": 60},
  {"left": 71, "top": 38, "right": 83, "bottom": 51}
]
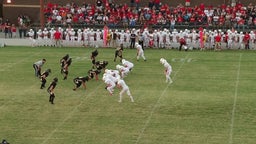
[
  {"left": 135, "top": 54, "right": 190, "bottom": 144},
  {"left": 41, "top": 83, "right": 103, "bottom": 144},
  {"left": 229, "top": 53, "right": 242, "bottom": 144}
]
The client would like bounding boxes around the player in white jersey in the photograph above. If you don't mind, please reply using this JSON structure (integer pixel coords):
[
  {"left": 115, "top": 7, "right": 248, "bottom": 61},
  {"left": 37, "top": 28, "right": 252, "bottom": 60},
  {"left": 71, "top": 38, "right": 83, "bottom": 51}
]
[
  {"left": 135, "top": 43, "right": 146, "bottom": 61},
  {"left": 153, "top": 30, "right": 158, "bottom": 48},
  {"left": 36, "top": 29, "right": 43, "bottom": 46},
  {"left": 69, "top": 29, "right": 76, "bottom": 41},
  {"left": 124, "top": 30, "right": 130, "bottom": 48},
  {"left": 104, "top": 69, "right": 121, "bottom": 80},
  {"left": 249, "top": 31, "right": 255, "bottom": 49},
  {"left": 142, "top": 28, "right": 150, "bottom": 48},
  {"left": 49, "top": 28, "right": 56, "bottom": 46},
  {"left": 83, "top": 28, "right": 89, "bottom": 46},
  {"left": 64, "top": 29, "right": 70, "bottom": 41},
  {"left": 171, "top": 29, "right": 179, "bottom": 49},
  {"left": 116, "top": 64, "right": 130, "bottom": 78},
  {"left": 42, "top": 28, "right": 49, "bottom": 46},
  {"left": 208, "top": 31, "right": 215, "bottom": 49},
  {"left": 122, "top": 59, "right": 134, "bottom": 71},
  {"left": 77, "top": 29, "right": 83, "bottom": 46},
  {"left": 160, "top": 58, "right": 173, "bottom": 84},
  {"left": 95, "top": 29, "right": 102, "bottom": 47},
  {"left": 89, "top": 29, "right": 95, "bottom": 47},
  {"left": 119, "top": 30, "right": 125, "bottom": 46},
  {"left": 102, "top": 74, "right": 116, "bottom": 96},
  {"left": 191, "top": 30, "right": 199, "bottom": 49},
  {"left": 165, "top": 30, "right": 171, "bottom": 48},
  {"left": 158, "top": 30, "right": 165, "bottom": 48},
  {"left": 28, "top": 29, "right": 36, "bottom": 47},
  {"left": 238, "top": 32, "right": 244, "bottom": 49},
  {"left": 227, "top": 30, "right": 234, "bottom": 49},
  {"left": 117, "top": 78, "right": 134, "bottom": 103}
]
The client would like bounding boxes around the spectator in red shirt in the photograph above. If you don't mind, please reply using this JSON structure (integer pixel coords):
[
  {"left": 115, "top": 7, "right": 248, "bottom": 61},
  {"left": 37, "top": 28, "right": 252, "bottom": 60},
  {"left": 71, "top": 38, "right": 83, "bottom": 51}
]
[
  {"left": 243, "top": 32, "right": 250, "bottom": 49},
  {"left": 54, "top": 28, "right": 62, "bottom": 47},
  {"left": 215, "top": 32, "right": 222, "bottom": 51}
]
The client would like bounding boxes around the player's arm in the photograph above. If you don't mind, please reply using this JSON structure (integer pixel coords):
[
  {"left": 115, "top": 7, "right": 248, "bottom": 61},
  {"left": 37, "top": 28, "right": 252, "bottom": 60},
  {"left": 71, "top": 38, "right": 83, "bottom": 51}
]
[{"left": 49, "top": 85, "right": 54, "bottom": 94}]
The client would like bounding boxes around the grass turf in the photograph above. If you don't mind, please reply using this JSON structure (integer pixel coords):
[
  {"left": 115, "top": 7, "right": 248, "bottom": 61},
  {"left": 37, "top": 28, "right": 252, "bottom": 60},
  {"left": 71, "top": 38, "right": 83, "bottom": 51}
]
[{"left": 0, "top": 46, "right": 256, "bottom": 144}]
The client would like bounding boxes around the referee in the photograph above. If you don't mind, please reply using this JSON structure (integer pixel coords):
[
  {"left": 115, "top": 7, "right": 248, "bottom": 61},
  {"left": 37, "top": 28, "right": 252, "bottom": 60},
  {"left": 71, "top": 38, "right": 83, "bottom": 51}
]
[{"left": 33, "top": 58, "right": 46, "bottom": 78}]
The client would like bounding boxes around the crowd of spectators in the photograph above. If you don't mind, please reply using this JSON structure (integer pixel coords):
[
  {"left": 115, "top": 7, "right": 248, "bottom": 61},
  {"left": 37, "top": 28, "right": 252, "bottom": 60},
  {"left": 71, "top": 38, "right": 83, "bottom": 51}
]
[
  {"left": 1, "top": 14, "right": 31, "bottom": 38},
  {"left": 43, "top": 0, "right": 256, "bottom": 30}
]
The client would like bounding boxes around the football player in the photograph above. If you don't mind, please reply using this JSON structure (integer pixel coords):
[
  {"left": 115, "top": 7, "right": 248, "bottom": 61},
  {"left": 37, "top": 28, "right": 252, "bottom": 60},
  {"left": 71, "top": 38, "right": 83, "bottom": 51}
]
[
  {"left": 114, "top": 44, "right": 123, "bottom": 62},
  {"left": 40, "top": 69, "right": 51, "bottom": 89},
  {"left": 47, "top": 77, "right": 58, "bottom": 104},
  {"left": 73, "top": 76, "right": 90, "bottom": 91}
]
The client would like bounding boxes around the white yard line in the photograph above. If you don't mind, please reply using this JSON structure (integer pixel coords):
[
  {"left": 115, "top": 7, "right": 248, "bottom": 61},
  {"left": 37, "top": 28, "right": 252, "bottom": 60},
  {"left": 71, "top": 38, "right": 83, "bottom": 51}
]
[
  {"left": 41, "top": 83, "right": 103, "bottom": 144},
  {"left": 229, "top": 53, "right": 242, "bottom": 144},
  {"left": 135, "top": 54, "right": 190, "bottom": 144}
]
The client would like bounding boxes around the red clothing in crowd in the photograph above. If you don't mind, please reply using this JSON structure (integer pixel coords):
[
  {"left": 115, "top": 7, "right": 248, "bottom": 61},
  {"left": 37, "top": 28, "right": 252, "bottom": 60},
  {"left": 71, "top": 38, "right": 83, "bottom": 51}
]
[
  {"left": 243, "top": 33, "right": 250, "bottom": 42},
  {"left": 54, "top": 30, "right": 62, "bottom": 40},
  {"left": 215, "top": 34, "right": 221, "bottom": 42}
]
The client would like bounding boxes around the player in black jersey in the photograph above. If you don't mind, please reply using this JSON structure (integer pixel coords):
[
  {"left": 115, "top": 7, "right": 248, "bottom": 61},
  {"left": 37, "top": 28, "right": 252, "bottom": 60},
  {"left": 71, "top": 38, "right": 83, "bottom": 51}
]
[
  {"left": 60, "top": 54, "right": 69, "bottom": 74},
  {"left": 62, "top": 57, "right": 72, "bottom": 80},
  {"left": 88, "top": 69, "right": 101, "bottom": 81},
  {"left": 73, "top": 76, "right": 90, "bottom": 91},
  {"left": 95, "top": 60, "right": 108, "bottom": 71},
  {"left": 91, "top": 49, "right": 98, "bottom": 68},
  {"left": 47, "top": 77, "right": 58, "bottom": 104},
  {"left": 40, "top": 69, "right": 51, "bottom": 89},
  {"left": 114, "top": 44, "right": 123, "bottom": 62}
]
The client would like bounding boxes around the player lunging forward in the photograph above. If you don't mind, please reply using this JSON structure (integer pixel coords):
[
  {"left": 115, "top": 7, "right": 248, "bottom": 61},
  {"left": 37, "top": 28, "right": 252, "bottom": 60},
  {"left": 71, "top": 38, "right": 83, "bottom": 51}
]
[{"left": 117, "top": 78, "right": 134, "bottom": 103}]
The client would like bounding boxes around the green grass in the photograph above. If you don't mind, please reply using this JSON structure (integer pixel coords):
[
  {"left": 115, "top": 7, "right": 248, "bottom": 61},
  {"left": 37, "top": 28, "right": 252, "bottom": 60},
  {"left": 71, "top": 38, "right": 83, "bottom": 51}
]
[{"left": 0, "top": 46, "right": 256, "bottom": 144}]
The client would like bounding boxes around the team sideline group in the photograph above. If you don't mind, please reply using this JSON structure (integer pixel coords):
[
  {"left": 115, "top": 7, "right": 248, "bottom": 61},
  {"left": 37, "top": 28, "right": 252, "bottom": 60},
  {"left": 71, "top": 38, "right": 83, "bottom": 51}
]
[{"left": 27, "top": 26, "right": 256, "bottom": 50}]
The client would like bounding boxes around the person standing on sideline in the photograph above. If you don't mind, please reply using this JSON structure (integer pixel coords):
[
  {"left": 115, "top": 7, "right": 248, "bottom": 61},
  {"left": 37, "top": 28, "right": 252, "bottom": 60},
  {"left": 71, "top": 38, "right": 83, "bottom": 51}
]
[
  {"left": 54, "top": 28, "right": 62, "bottom": 47},
  {"left": 40, "top": 69, "right": 51, "bottom": 89},
  {"left": 130, "top": 29, "right": 136, "bottom": 48},
  {"left": 28, "top": 29, "right": 36, "bottom": 47},
  {"left": 214, "top": 32, "right": 222, "bottom": 51},
  {"left": 33, "top": 59, "right": 46, "bottom": 78},
  {"left": 117, "top": 78, "right": 134, "bottom": 103},
  {"left": 135, "top": 43, "right": 146, "bottom": 61},
  {"left": 160, "top": 58, "right": 173, "bottom": 84},
  {"left": 47, "top": 77, "right": 58, "bottom": 104},
  {"left": 11, "top": 24, "right": 17, "bottom": 38}
]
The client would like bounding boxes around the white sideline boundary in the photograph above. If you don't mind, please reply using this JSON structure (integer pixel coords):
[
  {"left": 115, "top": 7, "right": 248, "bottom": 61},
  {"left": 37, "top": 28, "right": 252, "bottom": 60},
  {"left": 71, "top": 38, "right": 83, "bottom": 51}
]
[
  {"left": 135, "top": 54, "right": 190, "bottom": 144},
  {"left": 229, "top": 53, "right": 242, "bottom": 144}
]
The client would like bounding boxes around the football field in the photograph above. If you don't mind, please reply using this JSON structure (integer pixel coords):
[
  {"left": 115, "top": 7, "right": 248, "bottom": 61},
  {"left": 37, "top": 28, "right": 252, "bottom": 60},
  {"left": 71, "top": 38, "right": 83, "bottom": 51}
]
[{"left": 0, "top": 46, "right": 256, "bottom": 144}]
